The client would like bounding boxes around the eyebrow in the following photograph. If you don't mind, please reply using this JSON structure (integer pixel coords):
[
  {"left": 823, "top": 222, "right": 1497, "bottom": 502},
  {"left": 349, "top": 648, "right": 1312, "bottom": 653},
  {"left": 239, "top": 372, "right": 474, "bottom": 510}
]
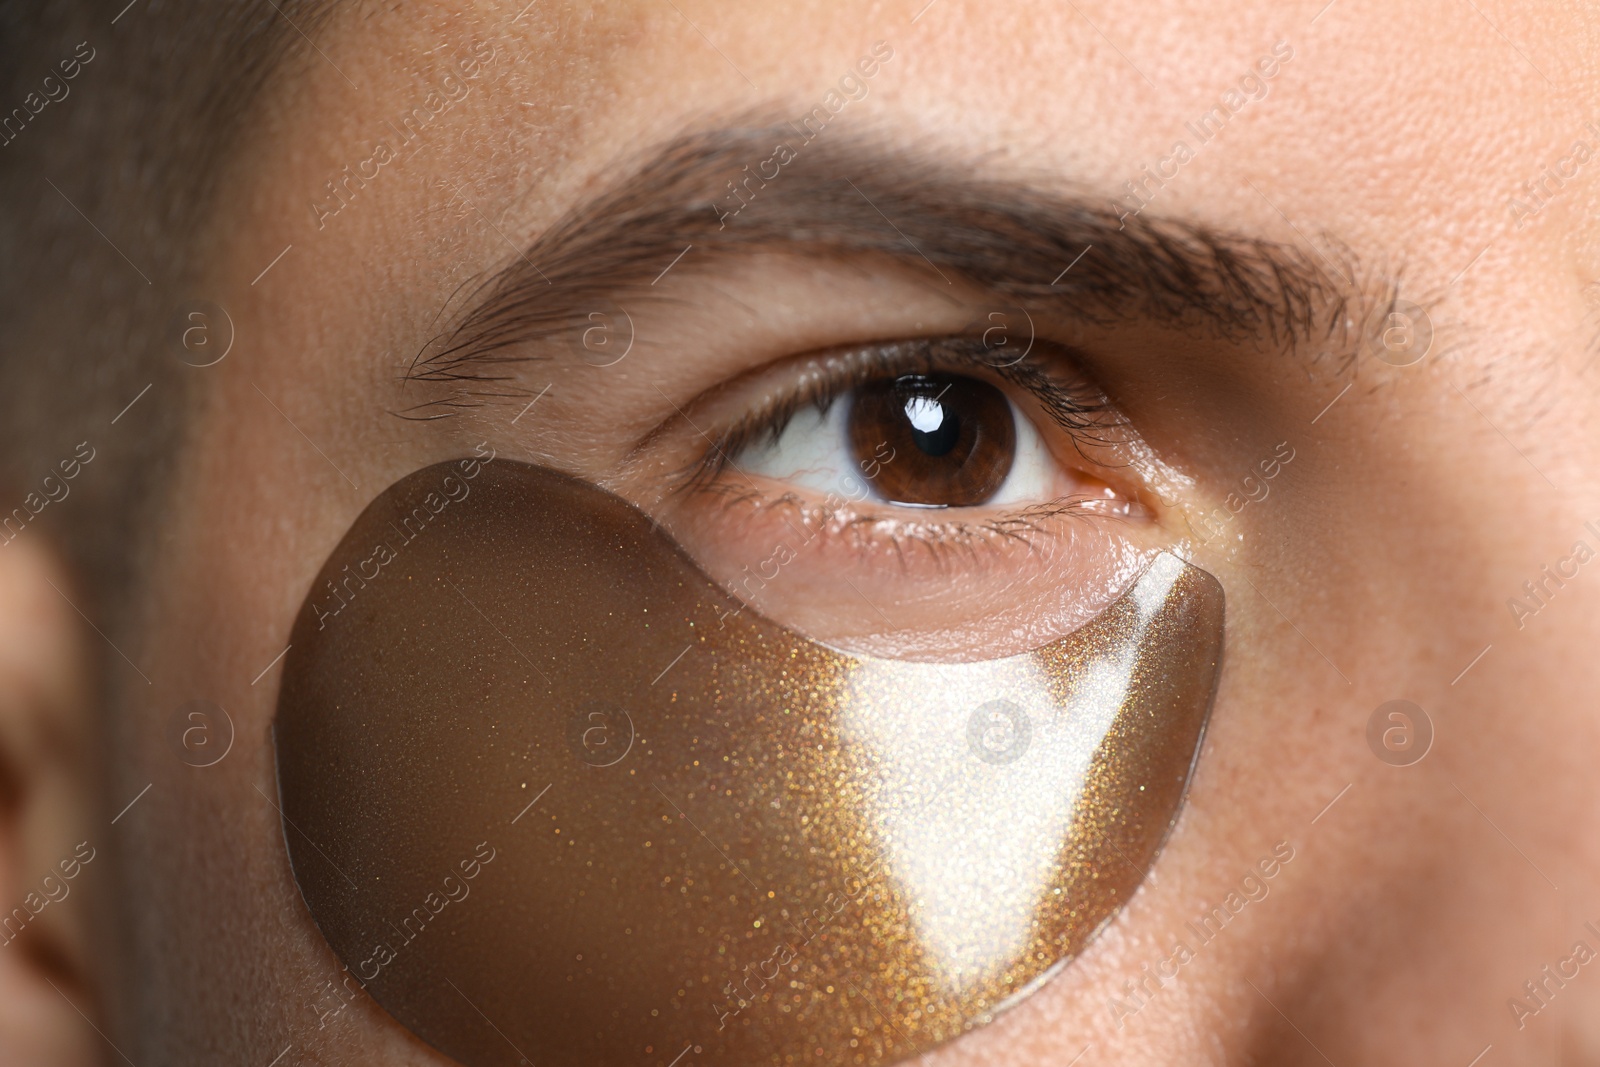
[{"left": 404, "top": 124, "right": 1387, "bottom": 413}]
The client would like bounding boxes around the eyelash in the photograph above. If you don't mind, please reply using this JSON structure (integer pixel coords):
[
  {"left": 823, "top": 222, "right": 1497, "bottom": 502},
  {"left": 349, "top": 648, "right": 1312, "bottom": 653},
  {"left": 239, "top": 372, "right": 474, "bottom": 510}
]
[
  {"left": 687, "top": 482, "right": 1116, "bottom": 567},
  {"left": 674, "top": 335, "right": 1122, "bottom": 495}
]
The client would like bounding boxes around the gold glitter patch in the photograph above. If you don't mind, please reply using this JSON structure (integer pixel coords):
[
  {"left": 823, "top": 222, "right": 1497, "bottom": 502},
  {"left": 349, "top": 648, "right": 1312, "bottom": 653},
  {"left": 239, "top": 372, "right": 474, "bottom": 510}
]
[{"left": 274, "top": 459, "right": 1223, "bottom": 1067}]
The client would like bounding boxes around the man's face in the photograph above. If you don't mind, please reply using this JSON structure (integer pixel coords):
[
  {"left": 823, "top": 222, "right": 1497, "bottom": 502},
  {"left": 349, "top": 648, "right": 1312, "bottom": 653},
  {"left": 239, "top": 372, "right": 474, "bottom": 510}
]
[{"left": 97, "top": 1, "right": 1600, "bottom": 1063}]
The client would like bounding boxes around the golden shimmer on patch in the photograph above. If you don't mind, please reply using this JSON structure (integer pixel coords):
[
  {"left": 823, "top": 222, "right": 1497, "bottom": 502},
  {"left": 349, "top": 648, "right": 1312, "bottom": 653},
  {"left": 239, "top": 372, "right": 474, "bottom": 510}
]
[{"left": 273, "top": 459, "right": 1224, "bottom": 1067}]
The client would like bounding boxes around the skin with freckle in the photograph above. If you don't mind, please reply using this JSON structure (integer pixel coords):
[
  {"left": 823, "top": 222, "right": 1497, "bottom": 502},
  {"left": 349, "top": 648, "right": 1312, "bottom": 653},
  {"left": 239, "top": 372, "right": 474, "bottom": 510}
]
[{"left": 273, "top": 459, "right": 1222, "bottom": 1067}]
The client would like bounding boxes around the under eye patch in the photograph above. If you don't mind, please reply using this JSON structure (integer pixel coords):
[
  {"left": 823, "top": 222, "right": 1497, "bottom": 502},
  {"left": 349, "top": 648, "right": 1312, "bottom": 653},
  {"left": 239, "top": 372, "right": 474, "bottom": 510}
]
[{"left": 273, "top": 457, "right": 1223, "bottom": 1067}]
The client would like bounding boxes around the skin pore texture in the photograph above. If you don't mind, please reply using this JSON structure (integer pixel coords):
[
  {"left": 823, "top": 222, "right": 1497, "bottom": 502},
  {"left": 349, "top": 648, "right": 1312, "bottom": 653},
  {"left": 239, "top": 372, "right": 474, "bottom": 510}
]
[
  {"left": 273, "top": 459, "right": 1222, "bottom": 1066},
  {"left": 11, "top": 1, "right": 1600, "bottom": 1066}
]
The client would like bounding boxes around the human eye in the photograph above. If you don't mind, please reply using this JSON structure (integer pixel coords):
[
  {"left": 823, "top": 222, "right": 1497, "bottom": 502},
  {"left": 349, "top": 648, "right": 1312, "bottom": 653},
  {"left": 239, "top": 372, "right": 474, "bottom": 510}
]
[
  {"left": 731, "top": 345, "right": 1125, "bottom": 512},
  {"left": 645, "top": 332, "right": 1182, "bottom": 657}
]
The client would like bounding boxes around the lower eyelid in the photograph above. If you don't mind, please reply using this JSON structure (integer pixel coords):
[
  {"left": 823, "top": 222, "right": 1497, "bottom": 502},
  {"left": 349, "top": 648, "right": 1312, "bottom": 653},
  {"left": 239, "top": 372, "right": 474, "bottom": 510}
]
[{"left": 658, "top": 482, "right": 1156, "bottom": 660}]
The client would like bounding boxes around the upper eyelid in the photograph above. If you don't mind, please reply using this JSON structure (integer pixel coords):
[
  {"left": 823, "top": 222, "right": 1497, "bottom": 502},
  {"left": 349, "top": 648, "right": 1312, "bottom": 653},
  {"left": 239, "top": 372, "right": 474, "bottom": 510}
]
[{"left": 399, "top": 125, "right": 1395, "bottom": 421}]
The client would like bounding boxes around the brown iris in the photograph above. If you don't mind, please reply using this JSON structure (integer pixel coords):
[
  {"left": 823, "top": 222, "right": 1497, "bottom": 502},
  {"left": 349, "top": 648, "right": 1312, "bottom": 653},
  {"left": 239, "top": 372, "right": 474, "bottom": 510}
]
[{"left": 848, "top": 373, "right": 1015, "bottom": 506}]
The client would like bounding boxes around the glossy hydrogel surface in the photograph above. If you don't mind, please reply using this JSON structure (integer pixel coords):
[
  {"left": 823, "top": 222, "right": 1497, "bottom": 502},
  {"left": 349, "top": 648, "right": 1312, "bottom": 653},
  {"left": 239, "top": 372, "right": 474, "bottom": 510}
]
[{"left": 273, "top": 457, "right": 1224, "bottom": 1067}]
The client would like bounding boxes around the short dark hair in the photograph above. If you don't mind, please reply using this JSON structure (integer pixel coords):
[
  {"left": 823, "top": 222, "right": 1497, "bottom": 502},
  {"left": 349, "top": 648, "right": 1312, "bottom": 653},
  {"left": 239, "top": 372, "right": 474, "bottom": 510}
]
[{"left": 0, "top": 0, "right": 323, "bottom": 616}]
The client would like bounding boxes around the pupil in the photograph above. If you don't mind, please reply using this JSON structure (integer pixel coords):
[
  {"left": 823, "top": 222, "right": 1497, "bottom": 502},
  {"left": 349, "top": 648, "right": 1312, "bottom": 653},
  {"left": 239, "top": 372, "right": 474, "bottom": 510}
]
[{"left": 904, "top": 395, "right": 960, "bottom": 457}]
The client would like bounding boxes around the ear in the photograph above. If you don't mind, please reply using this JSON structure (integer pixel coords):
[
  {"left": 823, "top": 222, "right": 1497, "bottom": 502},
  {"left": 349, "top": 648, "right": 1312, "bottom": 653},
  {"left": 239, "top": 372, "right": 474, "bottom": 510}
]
[{"left": 0, "top": 537, "right": 101, "bottom": 1065}]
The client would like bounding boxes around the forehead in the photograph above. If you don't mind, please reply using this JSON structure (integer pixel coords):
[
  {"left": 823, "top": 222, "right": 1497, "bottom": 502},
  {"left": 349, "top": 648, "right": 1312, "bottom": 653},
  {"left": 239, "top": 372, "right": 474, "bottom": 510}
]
[
  {"left": 269, "top": 6, "right": 1585, "bottom": 208},
  {"left": 210, "top": 0, "right": 1598, "bottom": 389}
]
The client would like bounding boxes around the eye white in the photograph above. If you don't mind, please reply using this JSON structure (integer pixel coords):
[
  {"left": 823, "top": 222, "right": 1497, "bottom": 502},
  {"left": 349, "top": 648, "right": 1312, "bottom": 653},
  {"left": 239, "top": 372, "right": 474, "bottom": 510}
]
[{"left": 734, "top": 392, "right": 1061, "bottom": 508}]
